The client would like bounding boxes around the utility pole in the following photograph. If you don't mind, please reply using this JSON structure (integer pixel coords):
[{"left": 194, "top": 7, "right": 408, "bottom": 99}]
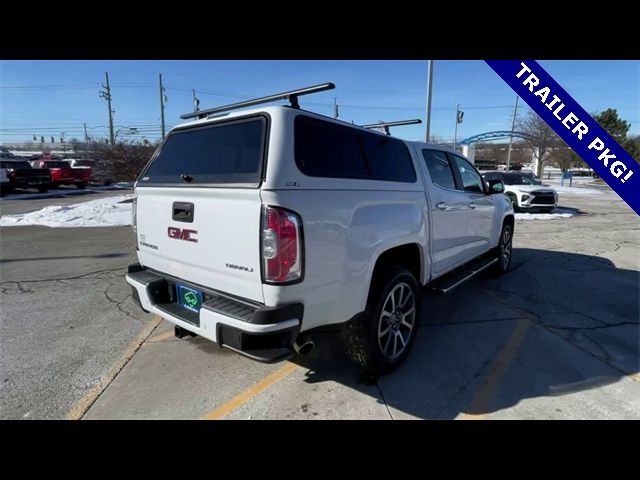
[
  {"left": 99, "top": 72, "right": 115, "bottom": 147},
  {"left": 159, "top": 74, "right": 166, "bottom": 140},
  {"left": 506, "top": 96, "right": 520, "bottom": 169},
  {"left": 453, "top": 104, "right": 464, "bottom": 150},
  {"left": 425, "top": 60, "right": 434, "bottom": 142},
  {"left": 192, "top": 89, "right": 200, "bottom": 112},
  {"left": 333, "top": 97, "right": 339, "bottom": 119},
  {"left": 83, "top": 123, "right": 89, "bottom": 160}
]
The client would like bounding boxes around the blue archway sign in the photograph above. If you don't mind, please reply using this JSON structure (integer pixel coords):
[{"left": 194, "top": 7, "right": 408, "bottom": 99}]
[
  {"left": 485, "top": 60, "right": 638, "bottom": 216},
  {"left": 459, "top": 130, "right": 535, "bottom": 145}
]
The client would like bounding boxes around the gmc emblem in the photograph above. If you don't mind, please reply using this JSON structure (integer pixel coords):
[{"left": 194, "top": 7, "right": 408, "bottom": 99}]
[{"left": 167, "top": 226, "right": 198, "bottom": 243}]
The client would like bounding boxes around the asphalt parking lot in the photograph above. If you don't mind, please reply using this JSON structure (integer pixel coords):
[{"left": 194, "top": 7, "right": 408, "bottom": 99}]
[{"left": 1, "top": 188, "right": 638, "bottom": 419}]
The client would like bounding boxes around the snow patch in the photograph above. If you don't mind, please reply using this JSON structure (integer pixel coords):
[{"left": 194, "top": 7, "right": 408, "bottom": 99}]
[
  {"left": 515, "top": 208, "right": 578, "bottom": 220},
  {"left": 552, "top": 185, "right": 606, "bottom": 195},
  {"left": 0, "top": 195, "right": 134, "bottom": 228}
]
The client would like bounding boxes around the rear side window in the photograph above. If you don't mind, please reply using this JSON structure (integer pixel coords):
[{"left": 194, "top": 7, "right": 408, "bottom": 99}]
[
  {"left": 360, "top": 133, "right": 416, "bottom": 182},
  {"left": 295, "top": 116, "right": 416, "bottom": 182},
  {"left": 422, "top": 149, "right": 456, "bottom": 190},
  {"left": 295, "top": 117, "right": 369, "bottom": 179},
  {"left": 140, "top": 116, "right": 266, "bottom": 185}
]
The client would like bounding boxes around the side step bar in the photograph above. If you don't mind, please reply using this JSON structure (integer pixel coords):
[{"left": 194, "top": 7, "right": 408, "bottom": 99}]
[{"left": 430, "top": 257, "right": 498, "bottom": 295}]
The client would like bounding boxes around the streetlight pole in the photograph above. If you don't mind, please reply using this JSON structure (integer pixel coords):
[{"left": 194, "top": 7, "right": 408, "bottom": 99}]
[
  {"left": 453, "top": 105, "right": 464, "bottom": 151},
  {"left": 453, "top": 105, "right": 460, "bottom": 150},
  {"left": 425, "top": 60, "right": 434, "bottom": 143},
  {"left": 506, "top": 96, "right": 519, "bottom": 170}
]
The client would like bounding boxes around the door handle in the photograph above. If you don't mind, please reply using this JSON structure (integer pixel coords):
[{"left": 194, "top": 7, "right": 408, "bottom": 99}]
[
  {"left": 172, "top": 202, "right": 194, "bottom": 223},
  {"left": 436, "top": 202, "right": 448, "bottom": 210},
  {"left": 468, "top": 202, "right": 478, "bottom": 209}
]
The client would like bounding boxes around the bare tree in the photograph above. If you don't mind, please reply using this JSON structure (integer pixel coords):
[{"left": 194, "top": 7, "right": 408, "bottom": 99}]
[
  {"left": 92, "top": 139, "right": 159, "bottom": 182},
  {"left": 550, "top": 147, "right": 582, "bottom": 172},
  {"left": 517, "top": 111, "right": 559, "bottom": 177},
  {"left": 429, "top": 135, "right": 452, "bottom": 147}
]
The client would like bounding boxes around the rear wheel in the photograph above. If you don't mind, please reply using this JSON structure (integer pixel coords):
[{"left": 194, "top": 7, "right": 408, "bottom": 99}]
[{"left": 343, "top": 266, "right": 420, "bottom": 374}]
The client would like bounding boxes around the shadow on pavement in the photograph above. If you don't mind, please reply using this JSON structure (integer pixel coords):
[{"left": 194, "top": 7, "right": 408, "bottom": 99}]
[
  {"left": 290, "top": 247, "right": 639, "bottom": 419},
  {"left": 0, "top": 252, "right": 129, "bottom": 264}
]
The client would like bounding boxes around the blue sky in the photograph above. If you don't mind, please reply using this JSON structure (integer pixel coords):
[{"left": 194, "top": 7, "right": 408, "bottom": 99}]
[{"left": 1, "top": 60, "right": 638, "bottom": 144}]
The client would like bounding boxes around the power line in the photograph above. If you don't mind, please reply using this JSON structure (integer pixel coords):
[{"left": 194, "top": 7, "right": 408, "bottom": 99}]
[{"left": 0, "top": 84, "right": 98, "bottom": 90}]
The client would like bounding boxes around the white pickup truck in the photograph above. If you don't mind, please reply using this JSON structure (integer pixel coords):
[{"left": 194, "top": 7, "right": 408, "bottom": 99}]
[{"left": 127, "top": 84, "right": 514, "bottom": 374}]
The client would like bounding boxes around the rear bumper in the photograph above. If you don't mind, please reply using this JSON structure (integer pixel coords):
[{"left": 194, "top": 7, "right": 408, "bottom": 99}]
[
  {"left": 9, "top": 178, "right": 51, "bottom": 188},
  {"left": 519, "top": 203, "right": 557, "bottom": 210},
  {"left": 126, "top": 264, "right": 302, "bottom": 363}
]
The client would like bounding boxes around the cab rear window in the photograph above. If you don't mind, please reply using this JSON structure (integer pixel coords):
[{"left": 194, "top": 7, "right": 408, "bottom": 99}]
[
  {"left": 44, "top": 161, "right": 71, "bottom": 168},
  {"left": 139, "top": 116, "right": 267, "bottom": 186},
  {"left": 1, "top": 161, "right": 31, "bottom": 169}
]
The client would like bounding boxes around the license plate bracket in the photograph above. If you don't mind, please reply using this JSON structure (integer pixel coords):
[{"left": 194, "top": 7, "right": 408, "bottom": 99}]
[{"left": 176, "top": 284, "right": 203, "bottom": 313}]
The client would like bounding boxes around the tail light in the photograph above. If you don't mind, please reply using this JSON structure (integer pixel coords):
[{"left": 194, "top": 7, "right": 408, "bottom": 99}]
[
  {"left": 132, "top": 193, "right": 138, "bottom": 250},
  {"left": 261, "top": 206, "right": 303, "bottom": 284}
]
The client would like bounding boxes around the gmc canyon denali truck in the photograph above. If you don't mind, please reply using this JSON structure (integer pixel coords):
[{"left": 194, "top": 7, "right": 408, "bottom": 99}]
[{"left": 127, "top": 84, "right": 514, "bottom": 374}]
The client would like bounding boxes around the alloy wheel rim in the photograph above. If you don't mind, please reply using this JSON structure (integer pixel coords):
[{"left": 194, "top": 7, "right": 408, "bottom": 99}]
[
  {"left": 500, "top": 228, "right": 512, "bottom": 269},
  {"left": 377, "top": 283, "right": 416, "bottom": 360}
]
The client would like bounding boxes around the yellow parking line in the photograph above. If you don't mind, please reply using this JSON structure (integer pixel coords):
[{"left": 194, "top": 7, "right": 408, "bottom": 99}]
[
  {"left": 629, "top": 373, "right": 640, "bottom": 384},
  {"left": 147, "top": 329, "right": 176, "bottom": 343},
  {"left": 66, "top": 315, "right": 163, "bottom": 420},
  {"left": 460, "top": 318, "right": 531, "bottom": 420},
  {"left": 201, "top": 362, "right": 298, "bottom": 420}
]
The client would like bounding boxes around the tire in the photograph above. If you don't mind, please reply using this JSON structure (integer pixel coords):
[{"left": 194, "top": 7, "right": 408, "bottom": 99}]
[
  {"left": 506, "top": 193, "right": 518, "bottom": 211},
  {"left": 490, "top": 223, "right": 513, "bottom": 275},
  {"left": 343, "top": 266, "right": 421, "bottom": 375},
  {"left": 37, "top": 186, "right": 48, "bottom": 193},
  {"left": 76, "top": 182, "right": 86, "bottom": 189}
]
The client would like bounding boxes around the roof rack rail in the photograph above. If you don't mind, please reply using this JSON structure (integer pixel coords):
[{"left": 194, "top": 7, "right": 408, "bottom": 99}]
[
  {"left": 361, "top": 119, "right": 422, "bottom": 135},
  {"left": 180, "top": 82, "right": 336, "bottom": 120}
]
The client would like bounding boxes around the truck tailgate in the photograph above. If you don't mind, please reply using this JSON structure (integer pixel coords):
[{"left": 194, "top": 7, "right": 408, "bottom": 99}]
[{"left": 135, "top": 186, "right": 264, "bottom": 303}]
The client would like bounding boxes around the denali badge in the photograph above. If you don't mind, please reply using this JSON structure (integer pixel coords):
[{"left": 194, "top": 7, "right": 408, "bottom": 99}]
[
  {"left": 168, "top": 226, "right": 198, "bottom": 243},
  {"left": 226, "top": 263, "right": 254, "bottom": 273}
]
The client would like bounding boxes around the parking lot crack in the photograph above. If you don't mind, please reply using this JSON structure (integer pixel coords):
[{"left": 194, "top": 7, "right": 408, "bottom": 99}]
[
  {"left": 375, "top": 382, "right": 394, "bottom": 420},
  {"left": 0, "top": 267, "right": 126, "bottom": 286},
  {"left": 575, "top": 333, "right": 611, "bottom": 364},
  {"left": 545, "top": 321, "right": 640, "bottom": 331},
  {"left": 101, "top": 283, "right": 144, "bottom": 324},
  {"left": 481, "top": 287, "right": 610, "bottom": 327},
  {"left": 479, "top": 288, "right": 635, "bottom": 377}
]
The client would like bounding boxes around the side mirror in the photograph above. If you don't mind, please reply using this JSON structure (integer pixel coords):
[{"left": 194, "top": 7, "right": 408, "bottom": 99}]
[{"left": 488, "top": 180, "right": 504, "bottom": 194}]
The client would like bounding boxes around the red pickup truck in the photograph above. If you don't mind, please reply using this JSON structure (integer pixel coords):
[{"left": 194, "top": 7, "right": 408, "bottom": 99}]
[{"left": 30, "top": 159, "right": 91, "bottom": 189}]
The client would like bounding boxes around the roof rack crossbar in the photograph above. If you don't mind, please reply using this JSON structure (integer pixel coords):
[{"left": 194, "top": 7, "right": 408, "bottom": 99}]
[
  {"left": 361, "top": 118, "right": 422, "bottom": 136},
  {"left": 180, "top": 82, "right": 336, "bottom": 120}
]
